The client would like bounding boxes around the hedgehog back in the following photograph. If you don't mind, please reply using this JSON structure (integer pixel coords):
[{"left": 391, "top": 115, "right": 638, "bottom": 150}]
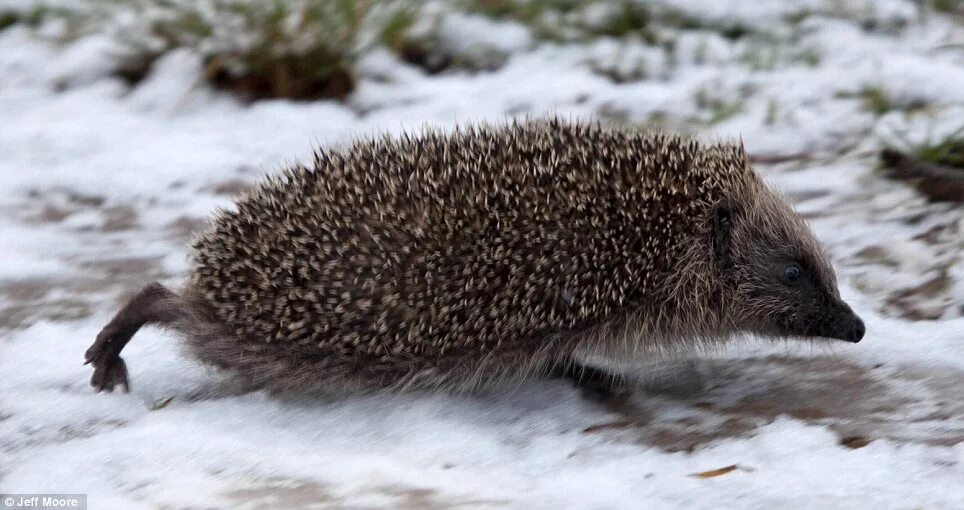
[{"left": 188, "top": 120, "right": 749, "bottom": 388}]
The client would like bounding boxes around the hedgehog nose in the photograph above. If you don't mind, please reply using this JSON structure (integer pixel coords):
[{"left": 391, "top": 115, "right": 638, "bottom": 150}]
[
  {"left": 827, "top": 300, "right": 864, "bottom": 343},
  {"left": 846, "top": 316, "right": 865, "bottom": 343}
]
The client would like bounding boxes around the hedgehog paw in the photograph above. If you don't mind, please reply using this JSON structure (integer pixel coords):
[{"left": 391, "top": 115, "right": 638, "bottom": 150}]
[
  {"left": 85, "top": 326, "right": 132, "bottom": 393},
  {"left": 89, "top": 356, "right": 130, "bottom": 393}
]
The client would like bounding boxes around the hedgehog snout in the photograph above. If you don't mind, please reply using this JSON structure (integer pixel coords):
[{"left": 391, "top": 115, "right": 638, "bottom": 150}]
[{"left": 820, "top": 300, "right": 865, "bottom": 343}]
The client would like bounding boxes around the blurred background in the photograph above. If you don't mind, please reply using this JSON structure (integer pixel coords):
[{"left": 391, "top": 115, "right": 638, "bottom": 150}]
[{"left": 0, "top": 1, "right": 962, "bottom": 508}]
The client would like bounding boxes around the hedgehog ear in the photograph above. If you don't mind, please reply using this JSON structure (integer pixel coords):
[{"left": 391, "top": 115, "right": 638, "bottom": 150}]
[{"left": 712, "top": 206, "right": 732, "bottom": 266}]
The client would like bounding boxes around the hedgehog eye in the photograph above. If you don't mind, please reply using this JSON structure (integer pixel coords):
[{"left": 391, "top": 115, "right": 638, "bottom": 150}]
[{"left": 783, "top": 263, "right": 803, "bottom": 284}]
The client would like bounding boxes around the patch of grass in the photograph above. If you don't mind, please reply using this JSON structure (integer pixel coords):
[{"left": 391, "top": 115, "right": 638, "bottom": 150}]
[
  {"left": 860, "top": 87, "right": 893, "bottom": 116},
  {"left": 0, "top": 11, "right": 19, "bottom": 31},
  {"left": 765, "top": 98, "right": 778, "bottom": 126},
  {"left": 837, "top": 86, "right": 931, "bottom": 116},
  {"left": 836, "top": 87, "right": 894, "bottom": 116},
  {"left": 740, "top": 42, "right": 779, "bottom": 71},
  {"left": 851, "top": 87, "right": 929, "bottom": 116},
  {"left": 463, "top": 0, "right": 578, "bottom": 40},
  {"left": 663, "top": 11, "right": 753, "bottom": 41},
  {"left": 932, "top": 0, "right": 964, "bottom": 15},
  {"left": 738, "top": 38, "right": 821, "bottom": 71},
  {"left": 591, "top": 2, "right": 654, "bottom": 40},
  {"left": 466, "top": 0, "right": 767, "bottom": 44},
  {"left": 200, "top": 2, "right": 360, "bottom": 99},
  {"left": 380, "top": 4, "right": 421, "bottom": 52},
  {"left": 933, "top": 0, "right": 962, "bottom": 12},
  {"left": 397, "top": 7, "right": 519, "bottom": 74},
  {"left": 465, "top": 0, "right": 582, "bottom": 25},
  {"left": 462, "top": 0, "right": 657, "bottom": 43},
  {"left": 587, "top": 54, "right": 649, "bottom": 83},
  {"left": 158, "top": 1, "right": 416, "bottom": 99},
  {"left": 878, "top": 122, "right": 964, "bottom": 206},
  {"left": 83, "top": 0, "right": 421, "bottom": 100},
  {"left": 797, "top": 47, "right": 821, "bottom": 66},
  {"left": 912, "top": 126, "right": 964, "bottom": 168},
  {"left": 0, "top": 5, "right": 52, "bottom": 32},
  {"left": 708, "top": 102, "right": 742, "bottom": 124},
  {"left": 694, "top": 88, "right": 743, "bottom": 124},
  {"left": 786, "top": 4, "right": 912, "bottom": 34}
]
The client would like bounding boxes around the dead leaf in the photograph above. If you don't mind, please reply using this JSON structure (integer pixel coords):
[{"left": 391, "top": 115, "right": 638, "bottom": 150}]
[
  {"left": 689, "top": 465, "right": 739, "bottom": 478},
  {"left": 150, "top": 396, "right": 174, "bottom": 411},
  {"left": 839, "top": 435, "right": 872, "bottom": 449}
]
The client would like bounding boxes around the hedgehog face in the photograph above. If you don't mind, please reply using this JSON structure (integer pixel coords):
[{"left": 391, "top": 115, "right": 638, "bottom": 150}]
[{"left": 712, "top": 193, "right": 865, "bottom": 343}]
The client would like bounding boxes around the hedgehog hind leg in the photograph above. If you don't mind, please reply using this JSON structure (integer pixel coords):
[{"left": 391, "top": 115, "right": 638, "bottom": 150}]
[{"left": 84, "top": 282, "right": 183, "bottom": 393}]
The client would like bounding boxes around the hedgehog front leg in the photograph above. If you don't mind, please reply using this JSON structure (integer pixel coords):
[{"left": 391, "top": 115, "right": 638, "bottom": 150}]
[
  {"left": 551, "top": 359, "right": 633, "bottom": 401},
  {"left": 84, "top": 282, "right": 179, "bottom": 393}
]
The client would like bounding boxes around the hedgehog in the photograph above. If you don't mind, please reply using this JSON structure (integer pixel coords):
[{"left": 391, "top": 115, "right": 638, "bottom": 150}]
[{"left": 84, "top": 118, "right": 865, "bottom": 396}]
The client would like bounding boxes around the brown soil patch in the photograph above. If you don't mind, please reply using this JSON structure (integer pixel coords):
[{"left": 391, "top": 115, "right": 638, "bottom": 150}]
[
  {"left": 206, "top": 178, "right": 254, "bottom": 197},
  {"left": 585, "top": 356, "right": 964, "bottom": 452},
  {"left": 166, "top": 216, "right": 209, "bottom": 241},
  {"left": 224, "top": 478, "right": 509, "bottom": 510},
  {"left": 99, "top": 205, "right": 140, "bottom": 232},
  {"left": 0, "top": 256, "right": 169, "bottom": 332}
]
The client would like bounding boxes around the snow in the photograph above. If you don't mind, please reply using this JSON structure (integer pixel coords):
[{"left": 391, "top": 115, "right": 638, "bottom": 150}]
[
  {"left": 0, "top": 1, "right": 962, "bottom": 508},
  {"left": 436, "top": 12, "right": 534, "bottom": 56}
]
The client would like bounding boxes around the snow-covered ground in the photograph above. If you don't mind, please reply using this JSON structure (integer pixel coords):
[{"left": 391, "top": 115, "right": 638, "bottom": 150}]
[{"left": 0, "top": 1, "right": 962, "bottom": 508}]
